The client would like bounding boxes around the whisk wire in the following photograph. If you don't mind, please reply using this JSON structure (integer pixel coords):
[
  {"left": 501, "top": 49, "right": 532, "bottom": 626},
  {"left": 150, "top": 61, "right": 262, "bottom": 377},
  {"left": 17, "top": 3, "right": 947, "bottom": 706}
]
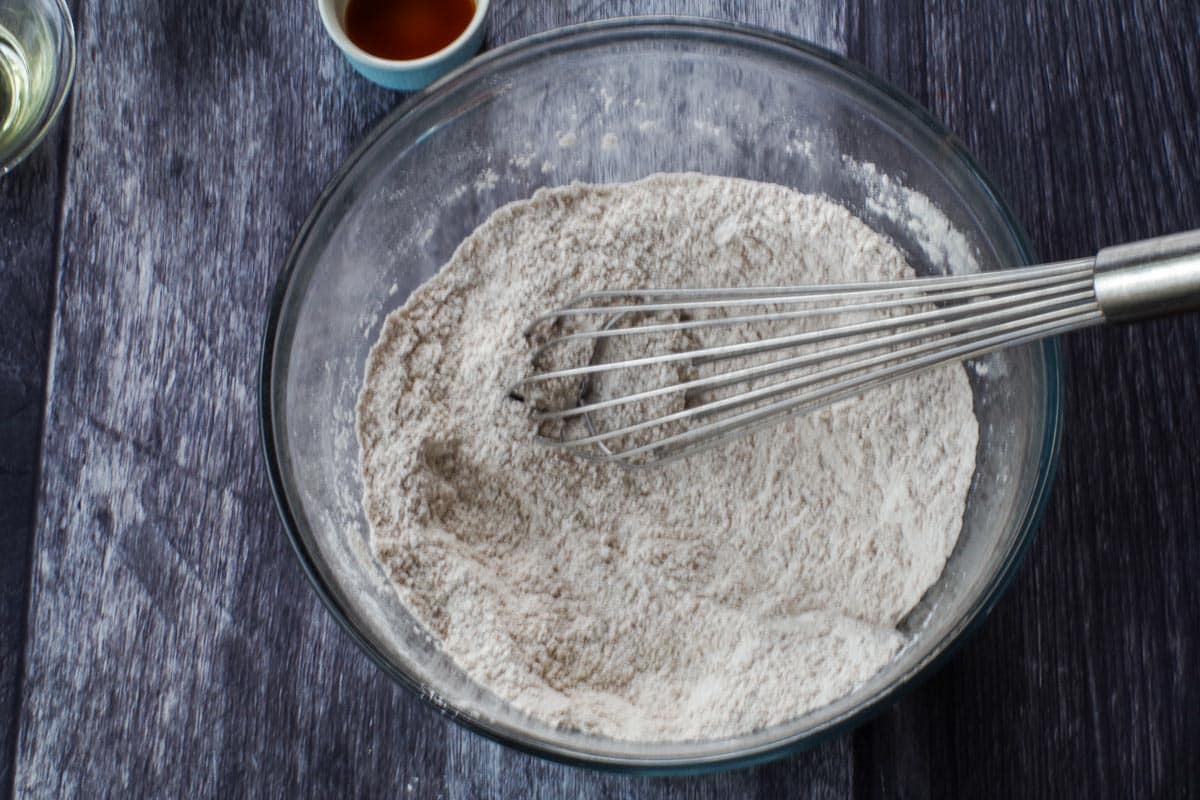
[
  {"left": 536, "top": 304, "right": 1102, "bottom": 458},
  {"left": 527, "top": 269, "right": 1095, "bottom": 363},
  {"left": 518, "top": 256, "right": 1123, "bottom": 470},
  {"left": 513, "top": 272, "right": 1094, "bottom": 390},
  {"left": 513, "top": 237, "right": 1200, "bottom": 465},
  {"left": 529, "top": 257, "right": 1095, "bottom": 331},
  {"left": 529, "top": 291, "right": 1095, "bottom": 424}
]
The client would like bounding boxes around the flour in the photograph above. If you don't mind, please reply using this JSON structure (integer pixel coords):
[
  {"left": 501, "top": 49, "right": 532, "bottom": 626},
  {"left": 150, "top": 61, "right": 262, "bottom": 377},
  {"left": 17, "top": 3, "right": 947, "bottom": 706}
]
[
  {"left": 356, "top": 173, "right": 979, "bottom": 741},
  {"left": 844, "top": 158, "right": 976, "bottom": 275}
]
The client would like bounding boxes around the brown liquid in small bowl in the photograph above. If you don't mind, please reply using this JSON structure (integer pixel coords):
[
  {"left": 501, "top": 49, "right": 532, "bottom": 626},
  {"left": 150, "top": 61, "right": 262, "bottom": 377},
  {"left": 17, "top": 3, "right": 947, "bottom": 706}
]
[{"left": 345, "top": 0, "right": 476, "bottom": 61}]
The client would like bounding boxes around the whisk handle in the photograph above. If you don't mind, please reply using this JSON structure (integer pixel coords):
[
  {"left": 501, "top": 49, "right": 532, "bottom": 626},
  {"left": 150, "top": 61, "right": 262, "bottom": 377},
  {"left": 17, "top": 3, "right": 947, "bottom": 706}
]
[{"left": 1094, "top": 229, "right": 1200, "bottom": 322}]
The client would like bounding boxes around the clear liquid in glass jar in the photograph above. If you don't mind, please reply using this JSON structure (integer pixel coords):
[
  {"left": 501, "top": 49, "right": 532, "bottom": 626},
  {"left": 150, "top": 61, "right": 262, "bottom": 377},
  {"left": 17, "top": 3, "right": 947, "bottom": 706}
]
[{"left": 0, "top": 27, "right": 29, "bottom": 143}]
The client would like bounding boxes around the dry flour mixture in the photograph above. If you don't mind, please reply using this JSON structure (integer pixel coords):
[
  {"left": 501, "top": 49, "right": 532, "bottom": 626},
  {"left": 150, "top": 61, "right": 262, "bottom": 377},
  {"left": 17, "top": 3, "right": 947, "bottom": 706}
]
[{"left": 356, "top": 173, "right": 978, "bottom": 741}]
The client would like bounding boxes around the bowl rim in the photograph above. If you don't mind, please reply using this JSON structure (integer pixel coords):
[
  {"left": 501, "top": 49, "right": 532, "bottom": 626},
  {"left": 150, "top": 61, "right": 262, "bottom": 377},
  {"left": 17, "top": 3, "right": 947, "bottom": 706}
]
[
  {"left": 259, "top": 15, "right": 1063, "bottom": 774},
  {"left": 0, "top": 0, "right": 76, "bottom": 174}
]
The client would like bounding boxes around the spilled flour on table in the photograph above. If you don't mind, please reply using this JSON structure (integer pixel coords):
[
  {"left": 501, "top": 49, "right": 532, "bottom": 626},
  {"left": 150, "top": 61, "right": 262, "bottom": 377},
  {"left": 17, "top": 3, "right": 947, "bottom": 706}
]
[{"left": 356, "top": 173, "right": 978, "bottom": 740}]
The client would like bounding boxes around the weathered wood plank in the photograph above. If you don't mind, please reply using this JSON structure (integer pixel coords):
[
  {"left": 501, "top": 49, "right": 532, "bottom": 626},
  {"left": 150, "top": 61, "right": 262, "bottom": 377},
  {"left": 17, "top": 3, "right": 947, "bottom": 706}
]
[
  {"left": 10, "top": 2, "right": 853, "bottom": 798},
  {"left": 847, "top": 1, "right": 1200, "bottom": 797},
  {"left": 11, "top": 0, "right": 429, "bottom": 795},
  {"left": 10, "top": 0, "right": 1200, "bottom": 796},
  {"left": 0, "top": 111, "right": 69, "bottom": 795}
]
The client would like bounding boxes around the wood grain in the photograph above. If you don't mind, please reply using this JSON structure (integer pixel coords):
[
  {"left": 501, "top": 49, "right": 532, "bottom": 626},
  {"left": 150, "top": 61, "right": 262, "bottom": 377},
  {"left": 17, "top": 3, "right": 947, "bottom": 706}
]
[
  {"left": 847, "top": 2, "right": 1200, "bottom": 797},
  {"left": 0, "top": 109, "right": 69, "bottom": 795},
  {"left": 1, "top": 0, "right": 1198, "bottom": 797}
]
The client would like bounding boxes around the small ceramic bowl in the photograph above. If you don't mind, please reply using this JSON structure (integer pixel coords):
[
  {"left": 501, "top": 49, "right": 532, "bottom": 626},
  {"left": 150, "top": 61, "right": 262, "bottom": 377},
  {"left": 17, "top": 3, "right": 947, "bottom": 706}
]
[{"left": 316, "top": 0, "right": 489, "bottom": 91}]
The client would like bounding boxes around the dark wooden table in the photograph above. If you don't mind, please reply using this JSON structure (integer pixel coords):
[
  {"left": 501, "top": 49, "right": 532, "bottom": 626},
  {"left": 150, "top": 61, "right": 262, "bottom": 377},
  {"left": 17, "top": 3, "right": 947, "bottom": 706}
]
[{"left": 2, "top": 1, "right": 1197, "bottom": 797}]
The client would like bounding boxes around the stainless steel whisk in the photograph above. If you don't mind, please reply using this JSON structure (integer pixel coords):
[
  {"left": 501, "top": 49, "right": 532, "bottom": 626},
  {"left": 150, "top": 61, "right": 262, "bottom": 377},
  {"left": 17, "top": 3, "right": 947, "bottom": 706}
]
[{"left": 511, "top": 230, "right": 1200, "bottom": 467}]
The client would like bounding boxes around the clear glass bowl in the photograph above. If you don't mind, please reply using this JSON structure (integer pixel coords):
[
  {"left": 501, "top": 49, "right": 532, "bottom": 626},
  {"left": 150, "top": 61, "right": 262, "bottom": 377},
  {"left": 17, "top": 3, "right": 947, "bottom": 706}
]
[
  {"left": 0, "top": 0, "right": 74, "bottom": 174},
  {"left": 261, "top": 18, "right": 1061, "bottom": 773}
]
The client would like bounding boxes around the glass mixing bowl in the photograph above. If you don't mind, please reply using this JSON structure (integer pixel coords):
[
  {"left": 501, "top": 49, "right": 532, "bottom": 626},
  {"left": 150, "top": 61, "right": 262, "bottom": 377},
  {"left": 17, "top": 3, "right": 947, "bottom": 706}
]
[{"left": 261, "top": 17, "right": 1061, "bottom": 773}]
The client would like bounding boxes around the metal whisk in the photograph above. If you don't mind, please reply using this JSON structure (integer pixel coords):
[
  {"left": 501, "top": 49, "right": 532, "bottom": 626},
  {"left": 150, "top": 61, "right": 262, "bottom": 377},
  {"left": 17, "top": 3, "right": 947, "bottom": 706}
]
[{"left": 511, "top": 230, "right": 1200, "bottom": 467}]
